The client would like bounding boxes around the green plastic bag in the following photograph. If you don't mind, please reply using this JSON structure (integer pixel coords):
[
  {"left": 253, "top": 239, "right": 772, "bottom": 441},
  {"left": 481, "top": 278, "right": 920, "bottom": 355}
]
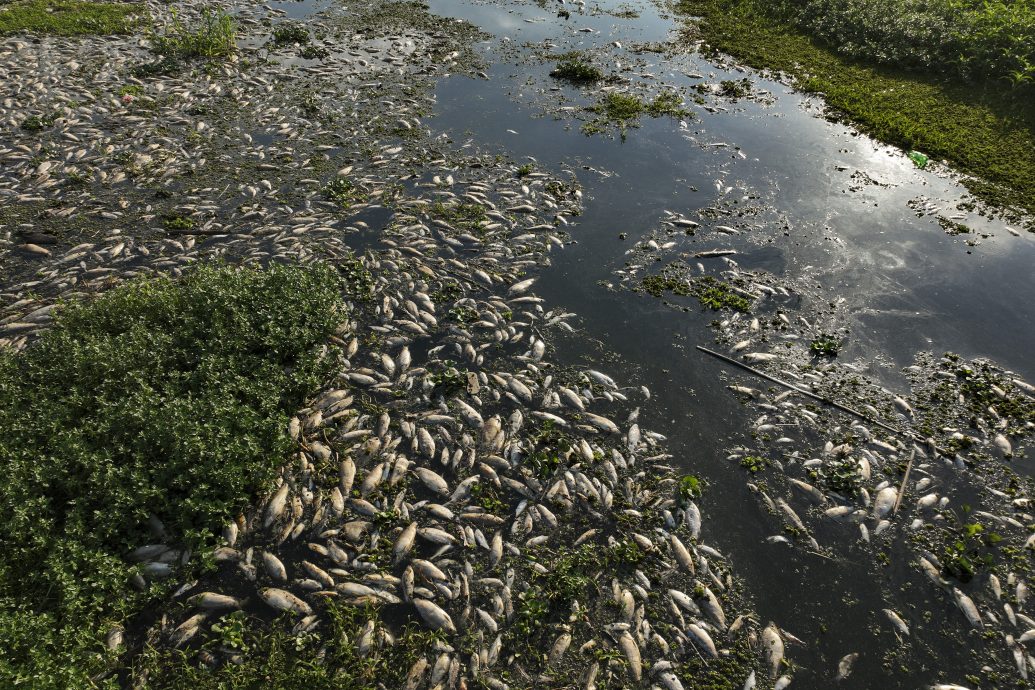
[{"left": 907, "top": 150, "right": 929, "bottom": 169}]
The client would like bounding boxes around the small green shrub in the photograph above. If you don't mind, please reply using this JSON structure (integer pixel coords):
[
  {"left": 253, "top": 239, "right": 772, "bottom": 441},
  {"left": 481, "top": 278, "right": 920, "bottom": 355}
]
[{"left": 151, "top": 8, "right": 236, "bottom": 60}]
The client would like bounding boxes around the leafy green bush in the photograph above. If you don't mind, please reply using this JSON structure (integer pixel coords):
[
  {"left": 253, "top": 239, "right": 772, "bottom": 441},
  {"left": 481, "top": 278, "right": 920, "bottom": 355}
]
[
  {"left": 759, "top": 0, "right": 1035, "bottom": 89},
  {"left": 151, "top": 7, "right": 236, "bottom": 59},
  {"left": 0, "top": 263, "right": 342, "bottom": 687}
]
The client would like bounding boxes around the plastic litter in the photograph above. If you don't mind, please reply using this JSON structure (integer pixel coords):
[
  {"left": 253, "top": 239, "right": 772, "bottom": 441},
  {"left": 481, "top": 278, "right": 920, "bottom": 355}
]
[{"left": 907, "top": 150, "right": 929, "bottom": 169}]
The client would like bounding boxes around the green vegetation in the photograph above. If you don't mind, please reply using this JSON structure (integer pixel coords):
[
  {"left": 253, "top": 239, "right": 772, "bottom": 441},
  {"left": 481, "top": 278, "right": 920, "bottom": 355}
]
[
  {"left": 643, "top": 271, "right": 753, "bottom": 312},
  {"left": 819, "top": 457, "right": 862, "bottom": 494},
  {"left": 584, "top": 90, "right": 690, "bottom": 138},
  {"left": 0, "top": 0, "right": 143, "bottom": 36},
  {"left": 741, "top": 455, "right": 769, "bottom": 473},
  {"left": 272, "top": 21, "right": 309, "bottom": 44},
  {"left": 325, "top": 176, "right": 364, "bottom": 208},
  {"left": 162, "top": 213, "right": 195, "bottom": 231},
  {"left": 516, "top": 162, "right": 535, "bottom": 177},
  {"left": 937, "top": 217, "right": 973, "bottom": 235},
  {"left": 676, "top": 0, "right": 1035, "bottom": 218},
  {"left": 550, "top": 53, "right": 604, "bottom": 82},
  {"left": 0, "top": 263, "right": 342, "bottom": 688},
  {"left": 429, "top": 200, "right": 487, "bottom": 232},
  {"left": 941, "top": 518, "right": 1001, "bottom": 582},
  {"left": 678, "top": 474, "right": 703, "bottom": 500},
  {"left": 718, "top": 78, "right": 752, "bottom": 99},
  {"left": 695, "top": 276, "right": 752, "bottom": 311},
  {"left": 141, "top": 602, "right": 445, "bottom": 688},
  {"left": 150, "top": 8, "right": 236, "bottom": 60},
  {"left": 20, "top": 113, "right": 57, "bottom": 131},
  {"left": 760, "top": 0, "right": 1035, "bottom": 88},
  {"left": 809, "top": 333, "right": 841, "bottom": 357}
]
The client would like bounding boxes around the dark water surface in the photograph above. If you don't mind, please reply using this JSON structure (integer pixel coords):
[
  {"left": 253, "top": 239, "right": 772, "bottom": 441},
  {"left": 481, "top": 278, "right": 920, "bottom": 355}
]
[{"left": 423, "top": 0, "right": 1035, "bottom": 687}]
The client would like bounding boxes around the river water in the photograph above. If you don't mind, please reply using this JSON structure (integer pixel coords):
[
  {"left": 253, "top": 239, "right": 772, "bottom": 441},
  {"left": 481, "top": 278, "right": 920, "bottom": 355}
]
[{"left": 422, "top": 0, "right": 1035, "bottom": 687}]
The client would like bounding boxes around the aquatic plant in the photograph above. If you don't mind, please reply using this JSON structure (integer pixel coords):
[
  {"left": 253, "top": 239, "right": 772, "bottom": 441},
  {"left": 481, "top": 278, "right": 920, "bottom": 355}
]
[
  {"left": 324, "top": 176, "right": 364, "bottom": 208},
  {"left": 550, "top": 54, "right": 604, "bottom": 82},
  {"left": 678, "top": 474, "right": 704, "bottom": 500},
  {"left": 272, "top": 21, "right": 309, "bottom": 44},
  {"left": 741, "top": 455, "right": 769, "bottom": 473},
  {"left": 809, "top": 334, "right": 841, "bottom": 357}
]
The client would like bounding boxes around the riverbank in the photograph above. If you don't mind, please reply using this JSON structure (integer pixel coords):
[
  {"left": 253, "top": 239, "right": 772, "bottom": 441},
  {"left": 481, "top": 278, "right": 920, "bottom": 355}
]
[{"left": 674, "top": 0, "right": 1035, "bottom": 224}]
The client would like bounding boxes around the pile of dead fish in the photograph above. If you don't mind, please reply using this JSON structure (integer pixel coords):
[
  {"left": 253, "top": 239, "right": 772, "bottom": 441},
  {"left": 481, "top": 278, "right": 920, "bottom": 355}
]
[
  {"left": 0, "top": 0, "right": 478, "bottom": 347},
  {"left": 0, "top": 1, "right": 794, "bottom": 686},
  {"left": 124, "top": 166, "right": 793, "bottom": 687}
]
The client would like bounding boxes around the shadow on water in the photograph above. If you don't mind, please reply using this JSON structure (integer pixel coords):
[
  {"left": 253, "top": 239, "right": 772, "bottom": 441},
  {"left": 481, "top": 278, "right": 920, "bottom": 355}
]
[{"left": 424, "top": 0, "right": 1035, "bottom": 687}]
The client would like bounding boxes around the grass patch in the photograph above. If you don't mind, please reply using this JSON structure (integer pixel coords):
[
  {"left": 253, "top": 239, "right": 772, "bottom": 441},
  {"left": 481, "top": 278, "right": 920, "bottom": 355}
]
[
  {"left": 760, "top": 0, "right": 1035, "bottom": 89},
  {"left": 676, "top": 0, "right": 1035, "bottom": 219},
  {"left": 584, "top": 90, "right": 689, "bottom": 138},
  {"left": 150, "top": 8, "right": 236, "bottom": 60},
  {"left": 550, "top": 53, "right": 604, "bottom": 82},
  {"left": 0, "top": 0, "right": 143, "bottom": 36},
  {"left": 0, "top": 263, "right": 342, "bottom": 688}
]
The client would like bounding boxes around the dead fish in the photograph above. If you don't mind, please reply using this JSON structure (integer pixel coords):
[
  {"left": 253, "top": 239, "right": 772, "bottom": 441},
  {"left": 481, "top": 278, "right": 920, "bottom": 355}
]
[
  {"left": 952, "top": 588, "right": 983, "bottom": 628},
  {"left": 883, "top": 608, "right": 909, "bottom": 636},
  {"left": 685, "top": 623, "right": 718, "bottom": 658},
  {"left": 670, "top": 535, "right": 696, "bottom": 575},
  {"left": 415, "top": 467, "right": 449, "bottom": 495},
  {"left": 189, "top": 592, "right": 242, "bottom": 610},
  {"left": 994, "top": 433, "right": 1013, "bottom": 457},
  {"left": 414, "top": 598, "right": 456, "bottom": 632},
  {"left": 873, "top": 486, "right": 897, "bottom": 518},
  {"left": 395, "top": 521, "right": 417, "bottom": 561},
  {"left": 617, "top": 630, "right": 642, "bottom": 680},
  {"left": 836, "top": 652, "right": 859, "bottom": 681},
  {"left": 260, "top": 587, "right": 312, "bottom": 615},
  {"left": 762, "top": 623, "right": 784, "bottom": 677}
]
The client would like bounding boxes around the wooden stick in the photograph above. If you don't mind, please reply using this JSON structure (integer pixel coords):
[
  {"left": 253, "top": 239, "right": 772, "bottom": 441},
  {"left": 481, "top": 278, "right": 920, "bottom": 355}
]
[
  {"left": 892, "top": 449, "right": 916, "bottom": 515},
  {"left": 696, "top": 345, "right": 950, "bottom": 457}
]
